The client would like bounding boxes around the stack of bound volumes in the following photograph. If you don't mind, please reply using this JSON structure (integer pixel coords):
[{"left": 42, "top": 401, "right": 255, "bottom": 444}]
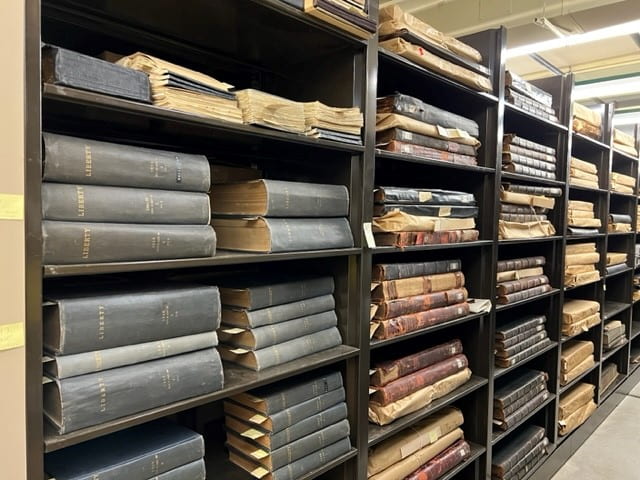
[
  {"left": 45, "top": 420, "right": 206, "bottom": 479},
  {"left": 376, "top": 93, "right": 480, "bottom": 166},
  {"left": 493, "top": 370, "right": 550, "bottom": 431},
  {"left": 367, "top": 407, "right": 470, "bottom": 480},
  {"left": 491, "top": 425, "right": 550, "bottom": 480},
  {"left": 604, "top": 320, "right": 627, "bottom": 351},
  {"left": 217, "top": 276, "right": 342, "bottom": 370},
  {"left": 570, "top": 157, "right": 599, "bottom": 189},
  {"left": 558, "top": 382, "right": 596, "bottom": 436},
  {"left": 505, "top": 71, "right": 558, "bottom": 123},
  {"left": 378, "top": 6, "right": 491, "bottom": 92},
  {"left": 236, "top": 89, "right": 306, "bottom": 133},
  {"left": 606, "top": 251, "right": 628, "bottom": 275},
  {"left": 502, "top": 133, "right": 557, "bottom": 180},
  {"left": 43, "top": 285, "right": 224, "bottom": 434},
  {"left": 496, "top": 256, "right": 551, "bottom": 305},
  {"left": 372, "top": 187, "right": 479, "bottom": 247},
  {"left": 613, "top": 128, "right": 639, "bottom": 157},
  {"left": 210, "top": 179, "right": 354, "bottom": 253},
  {"left": 303, "top": 101, "right": 364, "bottom": 144},
  {"left": 573, "top": 102, "right": 602, "bottom": 140},
  {"left": 562, "top": 299, "right": 601, "bottom": 337},
  {"left": 560, "top": 340, "right": 596, "bottom": 386},
  {"left": 635, "top": 274, "right": 640, "bottom": 302},
  {"left": 370, "top": 261, "right": 470, "bottom": 340},
  {"left": 610, "top": 172, "right": 636, "bottom": 194},
  {"left": 224, "top": 372, "right": 352, "bottom": 480},
  {"left": 368, "top": 340, "right": 472, "bottom": 425},
  {"left": 637, "top": 206, "right": 640, "bottom": 232},
  {"left": 608, "top": 213, "right": 633, "bottom": 233},
  {"left": 601, "top": 362, "right": 620, "bottom": 392},
  {"left": 41, "top": 133, "right": 216, "bottom": 264},
  {"left": 494, "top": 315, "right": 551, "bottom": 368},
  {"left": 565, "top": 243, "right": 600, "bottom": 287},
  {"left": 499, "top": 184, "right": 558, "bottom": 239},
  {"left": 567, "top": 200, "right": 601, "bottom": 236},
  {"left": 302, "top": 0, "right": 376, "bottom": 40}
]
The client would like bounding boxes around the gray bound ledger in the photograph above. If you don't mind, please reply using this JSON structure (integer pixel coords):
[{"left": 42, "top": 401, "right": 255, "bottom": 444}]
[
  {"left": 43, "top": 133, "right": 211, "bottom": 192},
  {"left": 42, "top": 183, "right": 211, "bottom": 224},
  {"left": 155, "top": 459, "right": 206, "bottom": 480},
  {"left": 44, "top": 348, "right": 224, "bottom": 434},
  {"left": 42, "top": 221, "right": 216, "bottom": 264}
]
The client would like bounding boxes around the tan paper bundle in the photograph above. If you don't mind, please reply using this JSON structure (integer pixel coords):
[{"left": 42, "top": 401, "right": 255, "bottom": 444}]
[
  {"left": 609, "top": 222, "right": 632, "bottom": 233},
  {"left": 565, "top": 252, "right": 600, "bottom": 266},
  {"left": 562, "top": 299, "right": 600, "bottom": 324},
  {"left": 496, "top": 266, "right": 544, "bottom": 282},
  {"left": 568, "top": 200, "right": 594, "bottom": 211},
  {"left": 573, "top": 102, "right": 602, "bottom": 128},
  {"left": 562, "top": 313, "right": 600, "bottom": 337},
  {"left": 568, "top": 217, "right": 601, "bottom": 228},
  {"left": 376, "top": 113, "right": 480, "bottom": 147},
  {"left": 379, "top": 38, "right": 492, "bottom": 93},
  {"left": 571, "top": 177, "right": 599, "bottom": 189},
  {"left": 570, "top": 168, "right": 599, "bottom": 183},
  {"left": 607, "top": 252, "right": 627, "bottom": 266},
  {"left": 559, "top": 383, "right": 595, "bottom": 420},
  {"left": 571, "top": 157, "right": 597, "bottom": 174},
  {"left": 303, "top": 101, "right": 363, "bottom": 135},
  {"left": 561, "top": 340, "right": 594, "bottom": 372},
  {"left": 236, "top": 89, "right": 306, "bottom": 133},
  {"left": 564, "top": 268, "right": 599, "bottom": 288},
  {"left": 561, "top": 355, "right": 595, "bottom": 385},
  {"left": 500, "top": 191, "right": 555, "bottom": 209},
  {"left": 372, "top": 210, "right": 475, "bottom": 233},
  {"left": 498, "top": 220, "right": 556, "bottom": 240},
  {"left": 568, "top": 210, "right": 595, "bottom": 219},
  {"left": 613, "top": 128, "right": 638, "bottom": 156},
  {"left": 565, "top": 265, "right": 596, "bottom": 275},
  {"left": 610, "top": 172, "right": 636, "bottom": 194},
  {"left": 559, "top": 400, "right": 596, "bottom": 436},
  {"left": 379, "top": 5, "right": 482, "bottom": 63},
  {"left": 566, "top": 243, "right": 596, "bottom": 255}
]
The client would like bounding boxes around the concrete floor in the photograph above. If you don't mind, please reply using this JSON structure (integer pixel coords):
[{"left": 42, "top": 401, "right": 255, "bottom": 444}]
[{"left": 551, "top": 381, "right": 640, "bottom": 480}]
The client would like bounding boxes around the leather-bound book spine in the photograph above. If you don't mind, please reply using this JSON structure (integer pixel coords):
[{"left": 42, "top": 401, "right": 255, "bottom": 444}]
[
  {"left": 502, "top": 163, "right": 556, "bottom": 180},
  {"left": 153, "top": 460, "right": 205, "bottom": 479},
  {"left": 508, "top": 452, "right": 545, "bottom": 480},
  {"left": 494, "top": 339, "right": 552, "bottom": 368},
  {"left": 493, "top": 438, "right": 549, "bottom": 479},
  {"left": 494, "top": 371, "right": 547, "bottom": 409},
  {"left": 503, "top": 134, "right": 556, "bottom": 156},
  {"left": 404, "top": 439, "right": 471, "bottom": 480},
  {"left": 494, "top": 390, "right": 550, "bottom": 430},
  {"left": 494, "top": 382, "right": 547, "bottom": 421},
  {"left": 371, "top": 354, "right": 468, "bottom": 405},
  {"left": 373, "top": 302, "right": 470, "bottom": 339},
  {"left": 373, "top": 272, "right": 465, "bottom": 301},
  {"left": 381, "top": 140, "right": 478, "bottom": 166},
  {"left": 495, "top": 331, "right": 548, "bottom": 359},
  {"left": 503, "top": 152, "right": 556, "bottom": 171},
  {"left": 496, "top": 256, "right": 546, "bottom": 272},
  {"left": 497, "top": 284, "right": 553, "bottom": 305},
  {"left": 372, "top": 259, "right": 462, "bottom": 281},
  {"left": 497, "top": 275, "right": 550, "bottom": 295},
  {"left": 503, "top": 144, "right": 556, "bottom": 163},
  {"left": 371, "top": 339, "right": 463, "bottom": 386},
  {"left": 499, "top": 213, "right": 548, "bottom": 223},
  {"left": 495, "top": 325, "right": 546, "bottom": 348},
  {"left": 374, "top": 187, "right": 476, "bottom": 205},
  {"left": 502, "top": 184, "right": 561, "bottom": 197},
  {"left": 376, "top": 128, "right": 477, "bottom": 156},
  {"left": 495, "top": 315, "right": 547, "bottom": 340},
  {"left": 374, "top": 229, "right": 480, "bottom": 247},
  {"left": 374, "top": 288, "right": 468, "bottom": 320},
  {"left": 505, "top": 71, "right": 554, "bottom": 107},
  {"left": 491, "top": 425, "right": 546, "bottom": 476}
]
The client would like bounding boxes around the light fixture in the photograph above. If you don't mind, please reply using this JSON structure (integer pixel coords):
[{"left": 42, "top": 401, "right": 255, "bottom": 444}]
[
  {"left": 506, "top": 19, "right": 640, "bottom": 59},
  {"left": 572, "top": 76, "right": 640, "bottom": 101},
  {"left": 613, "top": 112, "right": 640, "bottom": 126}
]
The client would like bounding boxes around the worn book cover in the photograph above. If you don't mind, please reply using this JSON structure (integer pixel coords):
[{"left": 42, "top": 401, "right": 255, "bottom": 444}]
[
  {"left": 495, "top": 325, "right": 546, "bottom": 349},
  {"left": 493, "top": 382, "right": 546, "bottom": 421},
  {"left": 562, "top": 299, "right": 600, "bottom": 324},
  {"left": 373, "top": 288, "right": 468, "bottom": 320},
  {"left": 494, "top": 338, "right": 552, "bottom": 368},
  {"left": 491, "top": 425, "right": 545, "bottom": 475},
  {"left": 372, "top": 259, "right": 462, "bottom": 281},
  {"left": 374, "top": 229, "right": 479, "bottom": 247},
  {"left": 497, "top": 275, "right": 549, "bottom": 296},
  {"left": 559, "top": 400, "right": 596, "bottom": 436},
  {"left": 493, "top": 370, "right": 547, "bottom": 409},
  {"left": 558, "top": 383, "right": 595, "bottom": 420},
  {"left": 561, "top": 340, "right": 594, "bottom": 372},
  {"left": 404, "top": 439, "right": 471, "bottom": 480},
  {"left": 560, "top": 355, "right": 595, "bottom": 386},
  {"left": 493, "top": 390, "right": 549, "bottom": 431},
  {"left": 373, "top": 302, "right": 470, "bottom": 340},
  {"left": 372, "top": 271, "right": 465, "bottom": 301},
  {"left": 495, "top": 315, "right": 546, "bottom": 340},
  {"left": 496, "top": 284, "right": 553, "bottom": 305},
  {"left": 374, "top": 187, "right": 476, "bottom": 205}
]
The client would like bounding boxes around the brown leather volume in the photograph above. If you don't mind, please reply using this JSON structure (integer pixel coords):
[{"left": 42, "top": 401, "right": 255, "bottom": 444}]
[
  {"left": 496, "top": 256, "right": 546, "bottom": 272},
  {"left": 372, "top": 272, "right": 465, "bottom": 301},
  {"left": 496, "top": 275, "right": 549, "bottom": 295},
  {"left": 374, "top": 302, "right": 470, "bottom": 339},
  {"left": 374, "top": 229, "right": 479, "bottom": 247},
  {"left": 497, "top": 284, "right": 552, "bottom": 304},
  {"left": 380, "top": 140, "right": 478, "bottom": 166},
  {"left": 404, "top": 439, "right": 471, "bottom": 480},
  {"left": 374, "top": 288, "right": 468, "bottom": 320}
]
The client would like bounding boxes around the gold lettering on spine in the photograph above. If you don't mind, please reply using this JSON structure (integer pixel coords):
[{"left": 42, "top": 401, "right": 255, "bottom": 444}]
[
  {"left": 162, "top": 368, "right": 173, "bottom": 390},
  {"left": 94, "top": 351, "right": 103, "bottom": 371},
  {"left": 161, "top": 302, "right": 170, "bottom": 325},
  {"left": 82, "top": 227, "right": 92, "bottom": 259},
  {"left": 84, "top": 145, "right": 92, "bottom": 177},
  {"left": 76, "top": 186, "right": 85, "bottom": 217},
  {"left": 98, "top": 377, "right": 107, "bottom": 412},
  {"left": 97, "top": 305, "right": 105, "bottom": 340}
]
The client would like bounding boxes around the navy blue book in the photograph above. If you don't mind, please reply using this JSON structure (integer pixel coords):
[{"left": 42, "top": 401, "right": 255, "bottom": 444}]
[{"left": 45, "top": 420, "right": 204, "bottom": 480}]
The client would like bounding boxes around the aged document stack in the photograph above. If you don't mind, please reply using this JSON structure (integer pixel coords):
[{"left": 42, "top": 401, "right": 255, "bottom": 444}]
[
  {"left": 564, "top": 243, "right": 600, "bottom": 288},
  {"left": 572, "top": 102, "right": 602, "bottom": 139},
  {"left": 606, "top": 251, "right": 628, "bottom": 276},
  {"left": 613, "top": 128, "right": 638, "bottom": 156},
  {"left": 608, "top": 213, "right": 633, "bottom": 233},
  {"left": 493, "top": 370, "right": 550, "bottom": 431},
  {"left": 569, "top": 157, "right": 599, "bottom": 189},
  {"left": 499, "top": 184, "right": 558, "bottom": 239},
  {"left": 495, "top": 256, "right": 552, "bottom": 305},
  {"left": 609, "top": 171, "right": 636, "bottom": 195},
  {"left": 492, "top": 425, "right": 550, "bottom": 480},
  {"left": 562, "top": 299, "right": 601, "bottom": 338},
  {"left": 601, "top": 362, "right": 620, "bottom": 392},
  {"left": 494, "top": 315, "right": 552, "bottom": 369},
  {"left": 603, "top": 320, "right": 627, "bottom": 352},
  {"left": 560, "top": 340, "right": 596, "bottom": 386},
  {"left": 502, "top": 134, "right": 557, "bottom": 181},
  {"left": 567, "top": 199, "right": 601, "bottom": 236},
  {"left": 303, "top": 101, "right": 364, "bottom": 144},
  {"left": 302, "top": 0, "right": 376, "bottom": 39},
  {"left": 504, "top": 71, "right": 558, "bottom": 123},
  {"left": 558, "top": 383, "right": 596, "bottom": 436}
]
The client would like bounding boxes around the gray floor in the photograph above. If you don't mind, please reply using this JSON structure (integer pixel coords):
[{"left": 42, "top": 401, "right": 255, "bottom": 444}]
[{"left": 551, "top": 382, "right": 640, "bottom": 480}]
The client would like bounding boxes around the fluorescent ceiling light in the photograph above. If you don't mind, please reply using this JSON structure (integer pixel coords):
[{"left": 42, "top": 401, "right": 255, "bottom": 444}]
[
  {"left": 572, "top": 76, "right": 640, "bottom": 100},
  {"left": 613, "top": 112, "right": 640, "bottom": 125},
  {"left": 506, "top": 19, "right": 640, "bottom": 58}
]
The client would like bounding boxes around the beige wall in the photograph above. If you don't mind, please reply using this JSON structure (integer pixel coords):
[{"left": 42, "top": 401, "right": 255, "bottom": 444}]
[{"left": 0, "top": 0, "right": 28, "bottom": 478}]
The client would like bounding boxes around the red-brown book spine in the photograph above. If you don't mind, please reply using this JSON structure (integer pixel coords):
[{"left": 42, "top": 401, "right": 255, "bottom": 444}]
[
  {"left": 496, "top": 256, "right": 546, "bottom": 272},
  {"left": 404, "top": 439, "right": 471, "bottom": 480},
  {"left": 374, "top": 302, "right": 471, "bottom": 339},
  {"left": 381, "top": 140, "right": 478, "bottom": 166},
  {"left": 497, "top": 284, "right": 552, "bottom": 305},
  {"left": 374, "top": 288, "right": 468, "bottom": 320},
  {"left": 374, "top": 229, "right": 480, "bottom": 247},
  {"left": 496, "top": 275, "right": 549, "bottom": 295}
]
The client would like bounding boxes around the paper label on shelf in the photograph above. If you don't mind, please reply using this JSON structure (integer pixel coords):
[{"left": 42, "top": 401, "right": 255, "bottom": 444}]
[
  {"left": 363, "top": 222, "right": 376, "bottom": 248},
  {"left": 439, "top": 206, "right": 451, "bottom": 217},
  {"left": 0, "top": 322, "right": 24, "bottom": 351},
  {"left": 418, "top": 191, "right": 433, "bottom": 202},
  {"left": 0, "top": 193, "right": 23, "bottom": 220}
]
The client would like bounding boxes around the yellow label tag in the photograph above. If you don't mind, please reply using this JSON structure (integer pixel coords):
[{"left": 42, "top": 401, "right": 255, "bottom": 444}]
[
  {"left": 418, "top": 191, "right": 432, "bottom": 202},
  {"left": 0, "top": 322, "right": 24, "bottom": 351},
  {"left": 439, "top": 206, "right": 451, "bottom": 217},
  {"left": 0, "top": 193, "right": 23, "bottom": 220}
]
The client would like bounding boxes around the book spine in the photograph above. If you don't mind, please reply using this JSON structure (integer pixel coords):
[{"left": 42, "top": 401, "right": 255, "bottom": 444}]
[
  {"left": 375, "top": 187, "right": 476, "bottom": 206},
  {"left": 504, "top": 144, "right": 556, "bottom": 163},
  {"left": 504, "top": 153, "right": 556, "bottom": 171},
  {"left": 155, "top": 459, "right": 206, "bottom": 480},
  {"left": 49, "top": 285, "right": 220, "bottom": 355},
  {"left": 499, "top": 213, "right": 547, "bottom": 223},
  {"left": 371, "top": 339, "right": 463, "bottom": 386},
  {"left": 377, "top": 272, "right": 465, "bottom": 301},
  {"left": 493, "top": 428, "right": 546, "bottom": 474},
  {"left": 507, "top": 89, "right": 556, "bottom": 116},
  {"left": 496, "top": 256, "right": 546, "bottom": 272},
  {"left": 42, "top": 183, "right": 211, "bottom": 224},
  {"left": 383, "top": 141, "right": 478, "bottom": 166},
  {"left": 373, "top": 259, "right": 462, "bottom": 281},
  {"left": 505, "top": 134, "right": 556, "bottom": 156},
  {"left": 47, "top": 348, "right": 224, "bottom": 434},
  {"left": 495, "top": 339, "right": 552, "bottom": 368},
  {"left": 238, "top": 294, "right": 336, "bottom": 328},
  {"left": 405, "top": 439, "right": 471, "bottom": 480},
  {"left": 379, "top": 128, "right": 477, "bottom": 156},
  {"left": 503, "top": 184, "right": 561, "bottom": 196},
  {"left": 42, "top": 133, "right": 210, "bottom": 192},
  {"left": 498, "top": 439, "right": 549, "bottom": 479},
  {"left": 500, "top": 203, "right": 548, "bottom": 215},
  {"left": 270, "top": 388, "right": 346, "bottom": 432},
  {"left": 263, "top": 180, "right": 349, "bottom": 217},
  {"left": 271, "top": 437, "right": 351, "bottom": 480},
  {"left": 495, "top": 324, "right": 546, "bottom": 348},
  {"left": 496, "top": 390, "right": 550, "bottom": 430},
  {"left": 374, "top": 288, "right": 468, "bottom": 320},
  {"left": 494, "top": 372, "right": 547, "bottom": 408},
  {"left": 270, "top": 419, "right": 350, "bottom": 469},
  {"left": 504, "top": 163, "right": 556, "bottom": 180},
  {"left": 372, "top": 354, "right": 468, "bottom": 405},
  {"left": 495, "top": 383, "right": 546, "bottom": 420},
  {"left": 373, "top": 303, "right": 470, "bottom": 340},
  {"left": 233, "top": 276, "right": 335, "bottom": 310},
  {"left": 510, "top": 452, "right": 545, "bottom": 480},
  {"left": 265, "top": 217, "right": 354, "bottom": 253},
  {"left": 497, "top": 285, "right": 552, "bottom": 305},
  {"left": 42, "top": 221, "right": 216, "bottom": 264},
  {"left": 495, "top": 331, "right": 548, "bottom": 359},
  {"left": 50, "top": 331, "right": 218, "bottom": 379},
  {"left": 497, "top": 275, "right": 549, "bottom": 295}
]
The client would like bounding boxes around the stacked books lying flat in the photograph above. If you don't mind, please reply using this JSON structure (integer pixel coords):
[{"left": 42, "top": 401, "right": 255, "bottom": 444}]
[
  {"left": 45, "top": 420, "right": 206, "bottom": 479},
  {"left": 502, "top": 133, "right": 557, "bottom": 181},
  {"left": 601, "top": 362, "right": 620, "bottom": 392},
  {"left": 370, "top": 260, "right": 470, "bottom": 340},
  {"left": 372, "top": 187, "right": 479, "bottom": 247},
  {"left": 301, "top": 0, "right": 376, "bottom": 39},
  {"left": 376, "top": 93, "right": 480, "bottom": 166},
  {"left": 496, "top": 256, "right": 551, "bottom": 305},
  {"left": 41, "top": 133, "right": 216, "bottom": 264},
  {"left": 561, "top": 340, "right": 596, "bottom": 386},
  {"left": 210, "top": 179, "right": 354, "bottom": 253},
  {"left": 573, "top": 102, "right": 602, "bottom": 140},
  {"left": 43, "top": 285, "right": 224, "bottom": 434},
  {"left": 505, "top": 71, "right": 558, "bottom": 123},
  {"left": 610, "top": 172, "right": 636, "bottom": 195},
  {"left": 635, "top": 273, "right": 640, "bottom": 302},
  {"left": 570, "top": 157, "right": 599, "bottom": 189},
  {"left": 218, "top": 276, "right": 342, "bottom": 370},
  {"left": 493, "top": 370, "right": 550, "bottom": 432},
  {"left": 608, "top": 213, "right": 633, "bottom": 233},
  {"left": 224, "top": 372, "right": 352, "bottom": 480},
  {"left": 368, "top": 339, "right": 472, "bottom": 426},
  {"left": 558, "top": 382, "right": 596, "bottom": 436},
  {"left": 494, "top": 315, "right": 551, "bottom": 369},
  {"left": 637, "top": 206, "right": 640, "bottom": 232},
  {"left": 606, "top": 251, "right": 628, "bottom": 275},
  {"left": 613, "top": 127, "right": 639, "bottom": 157},
  {"left": 567, "top": 200, "right": 601, "bottom": 236},
  {"left": 499, "top": 184, "right": 558, "bottom": 239},
  {"left": 367, "top": 407, "right": 472, "bottom": 480},
  {"left": 565, "top": 243, "right": 600, "bottom": 288},
  {"left": 378, "top": 6, "right": 492, "bottom": 93},
  {"left": 491, "top": 425, "right": 550, "bottom": 480},
  {"left": 562, "top": 299, "right": 601, "bottom": 338},
  {"left": 604, "top": 320, "right": 627, "bottom": 351}
]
